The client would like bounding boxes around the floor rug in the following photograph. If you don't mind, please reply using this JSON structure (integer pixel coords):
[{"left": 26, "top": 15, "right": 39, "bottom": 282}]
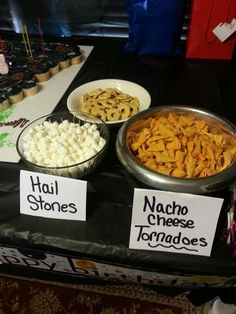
[{"left": 0, "top": 273, "right": 211, "bottom": 314}]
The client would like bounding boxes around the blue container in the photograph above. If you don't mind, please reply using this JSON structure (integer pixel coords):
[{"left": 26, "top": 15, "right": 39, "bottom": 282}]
[{"left": 125, "top": 0, "right": 186, "bottom": 55}]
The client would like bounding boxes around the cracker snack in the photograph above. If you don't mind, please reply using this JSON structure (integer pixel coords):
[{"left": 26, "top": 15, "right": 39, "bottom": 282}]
[
  {"left": 81, "top": 88, "right": 140, "bottom": 122},
  {"left": 127, "top": 111, "right": 236, "bottom": 178}
]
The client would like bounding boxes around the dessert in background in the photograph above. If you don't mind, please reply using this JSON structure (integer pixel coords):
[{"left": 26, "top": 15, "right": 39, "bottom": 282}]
[
  {"left": 8, "top": 84, "right": 24, "bottom": 104},
  {"left": 58, "top": 53, "right": 71, "bottom": 70},
  {"left": 22, "top": 80, "right": 38, "bottom": 97},
  {"left": 0, "top": 90, "right": 9, "bottom": 111},
  {"left": 68, "top": 51, "right": 82, "bottom": 65},
  {"left": 34, "top": 62, "right": 50, "bottom": 82},
  {"left": 48, "top": 59, "right": 60, "bottom": 76},
  {"left": 0, "top": 39, "right": 83, "bottom": 107}
]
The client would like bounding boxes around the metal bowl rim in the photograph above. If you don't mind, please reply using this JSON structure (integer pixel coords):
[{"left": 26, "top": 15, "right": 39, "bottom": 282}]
[{"left": 116, "top": 105, "right": 236, "bottom": 188}]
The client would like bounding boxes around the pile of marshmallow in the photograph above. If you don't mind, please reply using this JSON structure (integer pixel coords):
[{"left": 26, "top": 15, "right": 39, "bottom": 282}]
[{"left": 22, "top": 120, "right": 106, "bottom": 168}]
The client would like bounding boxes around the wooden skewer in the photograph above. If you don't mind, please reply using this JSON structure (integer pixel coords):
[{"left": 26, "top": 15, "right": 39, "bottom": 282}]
[
  {"left": 24, "top": 23, "right": 33, "bottom": 59},
  {"left": 20, "top": 20, "right": 29, "bottom": 55}
]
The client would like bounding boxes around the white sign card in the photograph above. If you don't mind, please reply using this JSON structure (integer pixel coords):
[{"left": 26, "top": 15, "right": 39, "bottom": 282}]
[
  {"left": 20, "top": 170, "right": 87, "bottom": 221},
  {"left": 129, "top": 188, "right": 224, "bottom": 256},
  {"left": 212, "top": 18, "right": 236, "bottom": 42}
]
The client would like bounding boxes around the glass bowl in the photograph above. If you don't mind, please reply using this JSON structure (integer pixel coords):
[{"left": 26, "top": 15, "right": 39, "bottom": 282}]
[
  {"left": 17, "top": 111, "right": 109, "bottom": 178},
  {"left": 116, "top": 106, "right": 236, "bottom": 194}
]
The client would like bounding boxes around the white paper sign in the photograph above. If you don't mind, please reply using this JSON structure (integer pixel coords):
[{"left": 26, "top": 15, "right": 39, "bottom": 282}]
[
  {"left": 212, "top": 18, "right": 236, "bottom": 42},
  {"left": 20, "top": 170, "right": 87, "bottom": 221},
  {"left": 129, "top": 189, "right": 224, "bottom": 256}
]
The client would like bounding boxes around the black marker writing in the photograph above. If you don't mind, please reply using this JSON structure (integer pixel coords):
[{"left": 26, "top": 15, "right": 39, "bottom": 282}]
[{"left": 30, "top": 175, "right": 58, "bottom": 195}]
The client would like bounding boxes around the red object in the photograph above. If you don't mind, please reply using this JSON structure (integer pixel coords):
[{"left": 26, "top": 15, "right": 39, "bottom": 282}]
[
  {"left": 36, "top": 16, "right": 46, "bottom": 56},
  {"left": 186, "top": 0, "right": 236, "bottom": 59},
  {"left": 0, "top": 36, "right": 5, "bottom": 53}
]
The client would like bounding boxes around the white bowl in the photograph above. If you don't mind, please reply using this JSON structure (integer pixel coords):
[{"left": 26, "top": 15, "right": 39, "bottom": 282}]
[{"left": 67, "top": 79, "right": 151, "bottom": 125}]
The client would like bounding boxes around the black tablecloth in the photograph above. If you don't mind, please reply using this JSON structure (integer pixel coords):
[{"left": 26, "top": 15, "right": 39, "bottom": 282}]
[{"left": 0, "top": 36, "right": 236, "bottom": 302}]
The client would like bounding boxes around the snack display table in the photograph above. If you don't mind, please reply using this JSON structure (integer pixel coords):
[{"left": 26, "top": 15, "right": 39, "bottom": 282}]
[{"left": 0, "top": 36, "right": 236, "bottom": 305}]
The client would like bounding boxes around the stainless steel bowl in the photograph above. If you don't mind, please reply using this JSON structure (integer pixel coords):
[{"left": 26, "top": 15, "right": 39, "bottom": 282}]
[{"left": 116, "top": 106, "right": 236, "bottom": 194}]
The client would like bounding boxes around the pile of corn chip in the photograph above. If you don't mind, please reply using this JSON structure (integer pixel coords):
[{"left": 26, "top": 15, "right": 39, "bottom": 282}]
[{"left": 127, "top": 111, "right": 236, "bottom": 178}]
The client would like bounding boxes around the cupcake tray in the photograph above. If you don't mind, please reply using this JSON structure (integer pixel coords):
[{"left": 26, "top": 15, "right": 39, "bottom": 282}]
[{"left": 0, "top": 45, "right": 93, "bottom": 163}]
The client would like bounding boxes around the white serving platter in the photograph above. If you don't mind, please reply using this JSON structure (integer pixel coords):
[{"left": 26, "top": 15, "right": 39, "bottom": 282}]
[{"left": 0, "top": 45, "right": 93, "bottom": 163}]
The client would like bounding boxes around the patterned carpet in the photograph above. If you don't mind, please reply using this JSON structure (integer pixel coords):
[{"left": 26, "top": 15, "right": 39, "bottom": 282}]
[{"left": 0, "top": 274, "right": 213, "bottom": 314}]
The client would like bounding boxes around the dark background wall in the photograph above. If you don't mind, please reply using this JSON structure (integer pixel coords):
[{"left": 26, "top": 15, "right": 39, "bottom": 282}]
[{"left": 0, "top": 0, "right": 129, "bottom": 38}]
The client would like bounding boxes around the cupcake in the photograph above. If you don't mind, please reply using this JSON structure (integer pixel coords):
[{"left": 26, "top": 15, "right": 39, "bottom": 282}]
[
  {"left": 23, "top": 69, "right": 35, "bottom": 81},
  {"left": 0, "top": 90, "right": 10, "bottom": 112},
  {"left": 5, "top": 55, "right": 20, "bottom": 68},
  {"left": 9, "top": 70, "right": 25, "bottom": 82},
  {"left": 34, "top": 62, "right": 50, "bottom": 82},
  {"left": 55, "top": 43, "right": 71, "bottom": 54},
  {"left": 7, "top": 84, "right": 24, "bottom": 104},
  {"left": 67, "top": 51, "right": 82, "bottom": 65},
  {"left": 70, "top": 44, "right": 81, "bottom": 53},
  {"left": 48, "top": 59, "right": 60, "bottom": 76},
  {"left": 58, "top": 53, "right": 70, "bottom": 70},
  {"left": 0, "top": 74, "right": 10, "bottom": 89},
  {"left": 22, "top": 80, "right": 39, "bottom": 97}
]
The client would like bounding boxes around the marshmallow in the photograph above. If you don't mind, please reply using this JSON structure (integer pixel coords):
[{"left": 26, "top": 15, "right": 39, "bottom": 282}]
[{"left": 22, "top": 120, "right": 106, "bottom": 168}]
